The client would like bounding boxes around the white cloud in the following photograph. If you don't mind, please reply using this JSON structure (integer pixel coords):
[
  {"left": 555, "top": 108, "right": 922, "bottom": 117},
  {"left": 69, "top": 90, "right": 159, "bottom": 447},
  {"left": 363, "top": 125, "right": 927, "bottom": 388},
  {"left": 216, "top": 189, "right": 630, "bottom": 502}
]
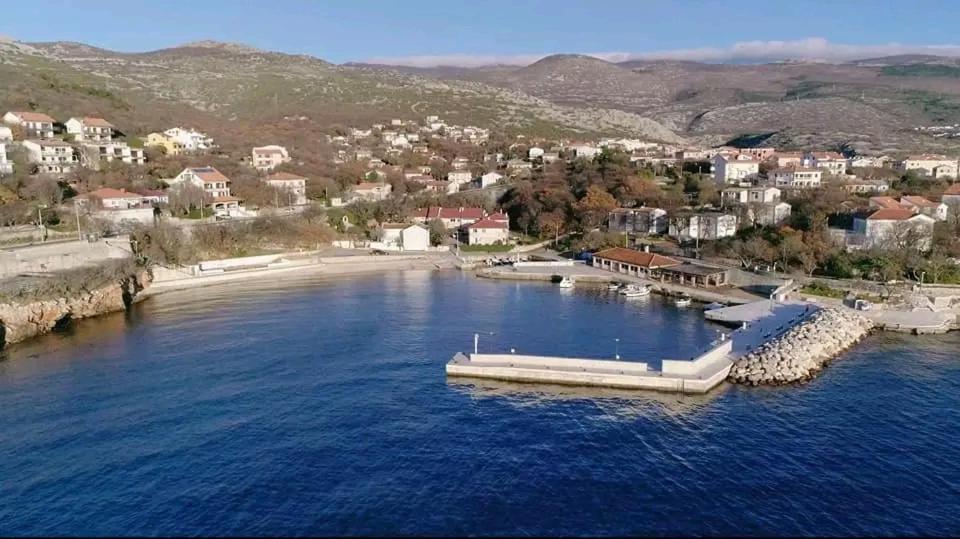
[{"left": 359, "top": 38, "right": 960, "bottom": 67}]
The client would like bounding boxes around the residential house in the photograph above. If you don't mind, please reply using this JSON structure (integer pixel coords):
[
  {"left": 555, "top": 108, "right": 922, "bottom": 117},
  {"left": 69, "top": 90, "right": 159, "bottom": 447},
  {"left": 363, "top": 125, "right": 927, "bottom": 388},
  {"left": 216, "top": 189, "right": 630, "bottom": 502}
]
[
  {"left": 354, "top": 149, "right": 372, "bottom": 161},
  {"left": 847, "top": 155, "right": 890, "bottom": 169},
  {"left": 569, "top": 144, "right": 601, "bottom": 159},
  {"left": 22, "top": 139, "right": 78, "bottom": 175},
  {"left": 252, "top": 145, "right": 291, "bottom": 171},
  {"left": 411, "top": 207, "right": 485, "bottom": 229},
  {"left": 451, "top": 157, "right": 471, "bottom": 171},
  {"left": 899, "top": 195, "right": 948, "bottom": 221},
  {"left": 668, "top": 212, "right": 738, "bottom": 241},
  {"left": 0, "top": 126, "right": 12, "bottom": 142},
  {"left": 144, "top": 132, "right": 185, "bottom": 155},
  {"left": 81, "top": 141, "right": 146, "bottom": 169},
  {"left": 528, "top": 146, "right": 544, "bottom": 159},
  {"left": 137, "top": 189, "right": 169, "bottom": 205},
  {"left": 607, "top": 207, "right": 668, "bottom": 235},
  {"left": 378, "top": 223, "right": 429, "bottom": 251},
  {"left": 839, "top": 179, "right": 889, "bottom": 194},
  {"left": 506, "top": 159, "right": 532, "bottom": 175},
  {"left": 721, "top": 186, "right": 790, "bottom": 226},
  {"left": 774, "top": 151, "right": 804, "bottom": 169},
  {"left": 169, "top": 166, "right": 241, "bottom": 216},
  {"left": 422, "top": 180, "right": 459, "bottom": 195},
  {"left": 943, "top": 183, "right": 960, "bottom": 210},
  {"left": 771, "top": 167, "right": 823, "bottom": 189},
  {"left": 265, "top": 172, "right": 308, "bottom": 206},
  {"left": 447, "top": 170, "right": 473, "bottom": 185},
  {"left": 933, "top": 162, "right": 958, "bottom": 179},
  {"left": 895, "top": 154, "right": 958, "bottom": 177},
  {"left": 163, "top": 127, "right": 214, "bottom": 152},
  {"left": 466, "top": 218, "right": 509, "bottom": 245},
  {"left": 76, "top": 188, "right": 149, "bottom": 209},
  {"left": 738, "top": 147, "right": 776, "bottom": 161},
  {"left": 713, "top": 154, "right": 759, "bottom": 185},
  {"left": 352, "top": 182, "right": 392, "bottom": 201},
  {"left": 0, "top": 143, "right": 12, "bottom": 175},
  {"left": 845, "top": 209, "right": 935, "bottom": 251},
  {"left": 805, "top": 151, "right": 847, "bottom": 176},
  {"left": 541, "top": 151, "right": 560, "bottom": 163},
  {"left": 479, "top": 171, "right": 503, "bottom": 188},
  {"left": 65, "top": 117, "right": 115, "bottom": 142},
  {"left": 3, "top": 111, "right": 56, "bottom": 138},
  {"left": 391, "top": 135, "right": 410, "bottom": 148}
]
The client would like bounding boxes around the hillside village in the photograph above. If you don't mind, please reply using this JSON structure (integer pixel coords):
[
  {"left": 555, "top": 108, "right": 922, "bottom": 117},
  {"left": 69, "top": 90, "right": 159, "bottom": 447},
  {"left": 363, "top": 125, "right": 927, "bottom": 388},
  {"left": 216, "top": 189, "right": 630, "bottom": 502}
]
[{"left": 1, "top": 106, "right": 959, "bottom": 283}]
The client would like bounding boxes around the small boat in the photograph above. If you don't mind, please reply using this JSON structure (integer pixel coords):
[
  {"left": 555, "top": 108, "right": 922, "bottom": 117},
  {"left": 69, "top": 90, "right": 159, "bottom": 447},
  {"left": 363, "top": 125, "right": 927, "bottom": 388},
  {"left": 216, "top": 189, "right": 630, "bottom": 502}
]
[
  {"left": 619, "top": 284, "right": 650, "bottom": 297},
  {"left": 607, "top": 282, "right": 621, "bottom": 291},
  {"left": 675, "top": 294, "right": 692, "bottom": 307},
  {"left": 558, "top": 277, "right": 575, "bottom": 288}
]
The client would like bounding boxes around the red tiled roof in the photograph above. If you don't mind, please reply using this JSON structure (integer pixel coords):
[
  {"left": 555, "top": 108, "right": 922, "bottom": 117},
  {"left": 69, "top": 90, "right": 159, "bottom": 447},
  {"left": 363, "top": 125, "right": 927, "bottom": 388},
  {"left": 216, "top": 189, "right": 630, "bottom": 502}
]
[
  {"left": 81, "top": 117, "right": 114, "bottom": 128},
  {"left": 186, "top": 166, "right": 231, "bottom": 184},
  {"left": 593, "top": 247, "right": 682, "bottom": 269},
  {"left": 9, "top": 111, "right": 55, "bottom": 123},
  {"left": 487, "top": 212, "right": 509, "bottom": 221},
  {"left": 355, "top": 182, "right": 387, "bottom": 190},
  {"left": 80, "top": 188, "right": 141, "bottom": 200},
  {"left": 867, "top": 209, "right": 917, "bottom": 221},
  {"left": 468, "top": 218, "right": 508, "bottom": 229},
  {"left": 900, "top": 195, "right": 940, "bottom": 208},
  {"left": 869, "top": 196, "right": 900, "bottom": 209}
]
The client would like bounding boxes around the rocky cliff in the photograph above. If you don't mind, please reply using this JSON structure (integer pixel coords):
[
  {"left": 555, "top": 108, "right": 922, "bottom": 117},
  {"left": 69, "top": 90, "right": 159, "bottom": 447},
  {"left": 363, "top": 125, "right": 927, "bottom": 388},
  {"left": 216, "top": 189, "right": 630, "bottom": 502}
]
[{"left": 0, "top": 270, "right": 151, "bottom": 347}]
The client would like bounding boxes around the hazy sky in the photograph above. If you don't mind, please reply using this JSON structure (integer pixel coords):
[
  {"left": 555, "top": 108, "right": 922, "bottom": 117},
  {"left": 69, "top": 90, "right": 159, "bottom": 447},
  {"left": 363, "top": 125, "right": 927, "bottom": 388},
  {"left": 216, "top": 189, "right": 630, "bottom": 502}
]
[{"left": 3, "top": 0, "right": 960, "bottom": 65}]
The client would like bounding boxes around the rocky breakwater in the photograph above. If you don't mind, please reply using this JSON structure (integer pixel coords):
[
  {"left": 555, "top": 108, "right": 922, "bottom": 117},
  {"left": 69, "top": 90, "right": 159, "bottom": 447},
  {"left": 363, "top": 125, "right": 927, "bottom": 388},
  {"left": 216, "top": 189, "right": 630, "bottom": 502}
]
[
  {"left": 0, "top": 270, "right": 150, "bottom": 347},
  {"left": 729, "top": 308, "right": 874, "bottom": 385}
]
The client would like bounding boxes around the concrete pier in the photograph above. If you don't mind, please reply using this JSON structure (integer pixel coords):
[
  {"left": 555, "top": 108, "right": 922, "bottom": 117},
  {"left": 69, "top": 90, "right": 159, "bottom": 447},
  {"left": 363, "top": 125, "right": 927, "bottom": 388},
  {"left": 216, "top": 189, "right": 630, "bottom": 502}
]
[{"left": 446, "top": 340, "right": 734, "bottom": 394}]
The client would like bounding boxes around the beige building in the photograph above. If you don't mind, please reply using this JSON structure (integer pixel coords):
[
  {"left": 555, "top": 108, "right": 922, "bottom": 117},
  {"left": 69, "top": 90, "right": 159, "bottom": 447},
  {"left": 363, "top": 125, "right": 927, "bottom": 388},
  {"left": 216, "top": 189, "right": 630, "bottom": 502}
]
[
  {"left": 144, "top": 132, "right": 185, "bottom": 155},
  {"left": 3, "top": 111, "right": 56, "bottom": 138},
  {"left": 896, "top": 155, "right": 958, "bottom": 178},
  {"left": 466, "top": 218, "right": 509, "bottom": 245},
  {"left": 772, "top": 167, "right": 823, "bottom": 189},
  {"left": 65, "top": 117, "right": 115, "bottom": 142},
  {"left": 169, "top": 166, "right": 241, "bottom": 216},
  {"left": 265, "top": 172, "right": 308, "bottom": 206},
  {"left": 22, "top": 139, "right": 78, "bottom": 175},
  {"left": 252, "top": 145, "right": 291, "bottom": 171},
  {"left": 713, "top": 154, "right": 759, "bottom": 185}
]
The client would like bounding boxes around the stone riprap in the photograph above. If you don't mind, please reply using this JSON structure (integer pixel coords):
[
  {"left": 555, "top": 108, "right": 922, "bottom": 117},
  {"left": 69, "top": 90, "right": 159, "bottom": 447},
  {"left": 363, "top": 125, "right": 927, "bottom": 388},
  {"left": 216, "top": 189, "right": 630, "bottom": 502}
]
[{"left": 729, "top": 308, "right": 873, "bottom": 385}]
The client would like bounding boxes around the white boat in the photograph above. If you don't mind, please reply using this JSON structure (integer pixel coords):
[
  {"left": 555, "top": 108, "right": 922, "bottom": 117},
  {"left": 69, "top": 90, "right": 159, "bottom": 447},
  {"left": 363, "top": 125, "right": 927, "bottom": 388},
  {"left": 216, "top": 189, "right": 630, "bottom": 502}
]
[
  {"left": 558, "top": 277, "right": 575, "bottom": 288},
  {"left": 607, "top": 282, "right": 621, "bottom": 291},
  {"left": 619, "top": 284, "right": 650, "bottom": 297},
  {"left": 675, "top": 294, "right": 692, "bottom": 307}
]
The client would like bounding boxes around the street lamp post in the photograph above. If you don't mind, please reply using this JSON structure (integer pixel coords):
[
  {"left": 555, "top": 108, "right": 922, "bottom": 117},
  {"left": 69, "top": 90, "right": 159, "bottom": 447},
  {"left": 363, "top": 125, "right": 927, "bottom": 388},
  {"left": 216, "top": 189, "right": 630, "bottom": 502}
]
[
  {"left": 614, "top": 338, "right": 620, "bottom": 360},
  {"left": 74, "top": 200, "right": 82, "bottom": 241},
  {"left": 37, "top": 204, "right": 48, "bottom": 242}
]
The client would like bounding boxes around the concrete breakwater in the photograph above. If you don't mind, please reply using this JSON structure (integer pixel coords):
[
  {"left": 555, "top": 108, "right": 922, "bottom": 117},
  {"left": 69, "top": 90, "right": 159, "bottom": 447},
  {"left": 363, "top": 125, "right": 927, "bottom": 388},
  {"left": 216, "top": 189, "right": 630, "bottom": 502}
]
[
  {"left": 728, "top": 307, "right": 873, "bottom": 386},
  {"left": 0, "top": 271, "right": 150, "bottom": 347}
]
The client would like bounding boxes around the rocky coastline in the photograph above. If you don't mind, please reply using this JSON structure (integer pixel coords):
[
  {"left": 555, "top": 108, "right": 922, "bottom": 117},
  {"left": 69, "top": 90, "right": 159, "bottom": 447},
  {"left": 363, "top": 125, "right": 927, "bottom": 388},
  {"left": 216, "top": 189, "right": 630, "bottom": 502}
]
[
  {"left": 729, "top": 308, "right": 874, "bottom": 386},
  {"left": 0, "top": 270, "right": 151, "bottom": 347}
]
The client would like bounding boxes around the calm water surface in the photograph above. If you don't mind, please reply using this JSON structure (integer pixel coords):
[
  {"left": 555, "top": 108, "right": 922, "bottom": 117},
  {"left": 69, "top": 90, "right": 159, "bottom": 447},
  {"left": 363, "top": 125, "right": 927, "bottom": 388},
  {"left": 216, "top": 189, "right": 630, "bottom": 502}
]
[{"left": 0, "top": 271, "right": 958, "bottom": 536}]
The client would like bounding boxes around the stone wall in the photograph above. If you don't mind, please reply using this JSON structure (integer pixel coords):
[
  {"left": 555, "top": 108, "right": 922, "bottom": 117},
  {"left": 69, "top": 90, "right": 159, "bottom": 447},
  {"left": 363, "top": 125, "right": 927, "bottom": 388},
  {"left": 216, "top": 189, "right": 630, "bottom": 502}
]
[
  {"left": 728, "top": 308, "right": 873, "bottom": 385},
  {"left": 0, "top": 270, "right": 150, "bottom": 347}
]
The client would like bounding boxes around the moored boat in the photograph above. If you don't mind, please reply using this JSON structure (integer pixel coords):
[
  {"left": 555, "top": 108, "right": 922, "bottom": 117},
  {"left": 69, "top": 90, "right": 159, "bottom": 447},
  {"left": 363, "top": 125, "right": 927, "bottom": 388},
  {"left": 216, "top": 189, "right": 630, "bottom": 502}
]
[{"left": 619, "top": 284, "right": 650, "bottom": 297}]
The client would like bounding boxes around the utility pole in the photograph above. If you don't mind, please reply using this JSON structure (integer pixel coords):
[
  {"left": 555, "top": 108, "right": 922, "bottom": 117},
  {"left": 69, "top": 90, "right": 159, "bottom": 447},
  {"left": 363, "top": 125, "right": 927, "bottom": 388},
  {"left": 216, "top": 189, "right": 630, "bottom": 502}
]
[{"left": 74, "top": 200, "right": 82, "bottom": 241}]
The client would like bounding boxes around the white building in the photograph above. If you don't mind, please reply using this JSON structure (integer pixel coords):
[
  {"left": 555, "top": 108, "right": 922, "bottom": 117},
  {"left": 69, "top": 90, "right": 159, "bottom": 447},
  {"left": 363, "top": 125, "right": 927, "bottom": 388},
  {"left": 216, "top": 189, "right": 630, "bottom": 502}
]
[
  {"left": 0, "top": 126, "right": 13, "bottom": 142},
  {"left": 76, "top": 187, "right": 149, "bottom": 209},
  {"left": 895, "top": 155, "right": 958, "bottom": 178},
  {"left": 65, "top": 117, "right": 115, "bottom": 142},
  {"left": 447, "top": 170, "right": 473, "bottom": 185},
  {"left": 0, "top": 143, "right": 12, "bottom": 175},
  {"left": 22, "top": 139, "right": 78, "bottom": 175},
  {"left": 378, "top": 223, "right": 429, "bottom": 251},
  {"left": 163, "top": 127, "right": 215, "bottom": 152},
  {"left": 528, "top": 146, "right": 544, "bottom": 159},
  {"left": 81, "top": 141, "right": 146, "bottom": 168},
  {"left": 721, "top": 186, "right": 781, "bottom": 205},
  {"left": 839, "top": 179, "right": 889, "bottom": 194},
  {"left": 713, "top": 154, "right": 759, "bottom": 185},
  {"left": 479, "top": 171, "right": 503, "bottom": 188},
  {"left": 804, "top": 151, "right": 847, "bottom": 176},
  {"left": 466, "top": 218, "right": 509, "bottom": 245},
  {"left": 848, "top": 209, "right": 935, "bottom": 251},
  {"left": 898, "top": 195, "right": 949, "bottom": 222},
  {"left": 668, "top": 212, "right": 738, "bottom": 241},
  {"left": 265, "top": 172, "right": 308, "bottom": 206},
  {"left": 252, "top": 145, "right": 291, "bottom": 171},
  {"left": 3, "top": 111, "right": 56, "bottom": 139},
  {"left": 772, "top": 168, "right": 823, "bottom": 189},
  {"left": 569, "top": 144, "right": 601, "bottom": 159},
  {"left": 607, "top": 207, "right": 668, "bottom": 235},
  {"left": 169, "top": 166, "right": 241, "bottom": 216},
  {"left": 352, "top": 182, "right": 392, "bottom": 201}
]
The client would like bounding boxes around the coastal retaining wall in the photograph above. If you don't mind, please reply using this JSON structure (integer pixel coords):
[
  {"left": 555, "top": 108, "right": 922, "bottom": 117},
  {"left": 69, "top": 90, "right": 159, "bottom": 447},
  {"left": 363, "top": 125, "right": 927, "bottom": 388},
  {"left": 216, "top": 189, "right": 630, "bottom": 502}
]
[
  {"left": 661, "top": 339, "right": 733, "bottom": 376},
  {"left": 469, "top": 353, "right": 650, "bottom": 374}
]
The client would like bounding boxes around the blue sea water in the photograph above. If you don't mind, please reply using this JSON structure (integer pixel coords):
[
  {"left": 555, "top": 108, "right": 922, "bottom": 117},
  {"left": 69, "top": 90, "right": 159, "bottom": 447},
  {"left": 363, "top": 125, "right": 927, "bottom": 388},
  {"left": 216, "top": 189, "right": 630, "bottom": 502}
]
[{"left": 0, "top": 270, "right": 958, "bottom": 536}]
